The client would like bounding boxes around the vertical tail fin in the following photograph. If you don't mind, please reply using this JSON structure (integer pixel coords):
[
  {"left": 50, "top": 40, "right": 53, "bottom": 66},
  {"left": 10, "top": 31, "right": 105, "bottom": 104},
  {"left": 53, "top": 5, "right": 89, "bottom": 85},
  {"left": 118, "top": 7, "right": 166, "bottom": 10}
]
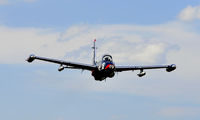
[{"left": 92, "top": 39, "right": 97, "bottom": 65}]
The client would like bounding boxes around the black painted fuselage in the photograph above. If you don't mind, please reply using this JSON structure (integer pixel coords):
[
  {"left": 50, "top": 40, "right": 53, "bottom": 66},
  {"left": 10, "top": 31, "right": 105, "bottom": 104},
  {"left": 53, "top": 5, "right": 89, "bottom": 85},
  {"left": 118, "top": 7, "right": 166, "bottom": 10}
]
[{"left": 92, "top": 55, "right": 115, "bottom": 81}]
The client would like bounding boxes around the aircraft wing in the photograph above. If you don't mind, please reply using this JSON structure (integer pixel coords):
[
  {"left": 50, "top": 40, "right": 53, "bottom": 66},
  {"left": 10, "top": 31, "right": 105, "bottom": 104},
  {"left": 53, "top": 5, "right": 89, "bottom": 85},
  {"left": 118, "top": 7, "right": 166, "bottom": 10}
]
[
  {"left": 26, "top": 54, "right": 96, "bottom": 71},
  {"left": 115, "top": 64, "right": 176, "bottom": 72}
]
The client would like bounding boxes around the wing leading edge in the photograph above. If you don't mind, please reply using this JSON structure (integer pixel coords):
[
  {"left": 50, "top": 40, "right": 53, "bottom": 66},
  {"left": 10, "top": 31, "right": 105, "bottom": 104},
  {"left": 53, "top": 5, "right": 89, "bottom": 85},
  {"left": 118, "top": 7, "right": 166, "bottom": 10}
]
[
  {"left": 26, "top": 54, "right": 96, "bottom": 71},
  {"left": 115, "top": 64, "right": 176, "bottom": 72}
]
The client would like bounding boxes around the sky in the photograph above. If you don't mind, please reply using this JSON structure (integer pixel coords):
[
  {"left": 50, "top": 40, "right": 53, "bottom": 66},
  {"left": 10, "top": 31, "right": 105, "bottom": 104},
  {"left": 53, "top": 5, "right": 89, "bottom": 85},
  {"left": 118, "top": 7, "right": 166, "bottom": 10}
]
[{"left": 0, "top": 0, "right": 200, "bottom": 120}]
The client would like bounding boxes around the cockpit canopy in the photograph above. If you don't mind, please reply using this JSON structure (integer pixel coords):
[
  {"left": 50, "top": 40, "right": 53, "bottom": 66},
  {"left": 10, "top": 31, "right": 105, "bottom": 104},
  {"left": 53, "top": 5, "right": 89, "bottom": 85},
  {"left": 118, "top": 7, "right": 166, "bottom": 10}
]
[{"left": 102, "top": 54, "right": 113, "bottom": 62}]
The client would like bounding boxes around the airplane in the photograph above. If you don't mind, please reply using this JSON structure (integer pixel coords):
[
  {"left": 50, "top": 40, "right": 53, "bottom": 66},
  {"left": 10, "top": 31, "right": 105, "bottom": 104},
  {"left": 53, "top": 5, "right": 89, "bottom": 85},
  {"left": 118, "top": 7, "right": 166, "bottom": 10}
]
[{"left": 27, "top": 39, "right": 176, "bottom": 81}]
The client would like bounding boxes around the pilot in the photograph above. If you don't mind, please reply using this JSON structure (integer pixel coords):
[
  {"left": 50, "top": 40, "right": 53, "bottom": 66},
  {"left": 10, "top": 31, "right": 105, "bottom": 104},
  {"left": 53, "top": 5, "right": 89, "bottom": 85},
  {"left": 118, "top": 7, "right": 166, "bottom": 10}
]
[{"left": 105, "top": 57, "right": 109, "bottom": 61}]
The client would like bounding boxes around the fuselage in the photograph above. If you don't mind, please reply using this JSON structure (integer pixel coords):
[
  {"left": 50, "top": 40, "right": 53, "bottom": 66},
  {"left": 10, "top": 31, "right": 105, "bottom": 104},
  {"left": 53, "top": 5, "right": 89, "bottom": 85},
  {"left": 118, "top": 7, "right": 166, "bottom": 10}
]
[{"left": 91, "top": 55, "right": 115, "bottom": 81}]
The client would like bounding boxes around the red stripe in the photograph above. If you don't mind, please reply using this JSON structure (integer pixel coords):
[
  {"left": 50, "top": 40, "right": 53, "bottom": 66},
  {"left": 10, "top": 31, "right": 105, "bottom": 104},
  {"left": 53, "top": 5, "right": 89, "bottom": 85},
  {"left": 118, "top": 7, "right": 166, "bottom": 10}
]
[{"left": 105, "top": 64, "right": 111, "bottom": 69}]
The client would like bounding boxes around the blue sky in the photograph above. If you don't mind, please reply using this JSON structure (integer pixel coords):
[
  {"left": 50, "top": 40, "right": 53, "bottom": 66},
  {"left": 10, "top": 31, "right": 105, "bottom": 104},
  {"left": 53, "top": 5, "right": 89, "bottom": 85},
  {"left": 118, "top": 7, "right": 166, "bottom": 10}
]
[
  {"left": 0, "top": 0, "right": 199, "bottom": 27},
  {"left": 1, "top": 0, "right": 200, "bottom": 120}
]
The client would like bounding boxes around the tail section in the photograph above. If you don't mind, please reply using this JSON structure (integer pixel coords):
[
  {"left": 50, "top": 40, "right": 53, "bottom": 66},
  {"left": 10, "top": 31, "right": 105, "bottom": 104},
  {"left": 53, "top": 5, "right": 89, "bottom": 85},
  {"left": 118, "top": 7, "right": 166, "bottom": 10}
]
[{"left": 92, "top": 39, "right": 97, "bottom": 66}]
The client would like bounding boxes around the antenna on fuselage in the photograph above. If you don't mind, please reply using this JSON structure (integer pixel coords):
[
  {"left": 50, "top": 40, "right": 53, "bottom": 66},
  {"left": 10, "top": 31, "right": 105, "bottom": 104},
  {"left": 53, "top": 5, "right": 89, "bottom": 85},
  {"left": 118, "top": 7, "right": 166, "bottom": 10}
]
[{"left": 92, "top": 39, "right": 97, "bottom": 66}]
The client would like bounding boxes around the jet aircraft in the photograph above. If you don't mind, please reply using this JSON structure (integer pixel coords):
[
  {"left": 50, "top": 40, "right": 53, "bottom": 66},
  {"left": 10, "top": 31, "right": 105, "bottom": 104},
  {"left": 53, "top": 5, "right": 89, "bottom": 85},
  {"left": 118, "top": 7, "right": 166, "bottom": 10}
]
[{"left": 27, "top": 39, "right": 176, "bottom": 81}]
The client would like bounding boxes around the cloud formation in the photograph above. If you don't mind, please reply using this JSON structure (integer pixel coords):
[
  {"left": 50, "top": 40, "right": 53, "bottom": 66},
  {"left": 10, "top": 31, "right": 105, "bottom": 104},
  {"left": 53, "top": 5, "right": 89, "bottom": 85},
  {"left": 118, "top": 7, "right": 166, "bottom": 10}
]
[
  {"left": 178, "top": 5, "right": 200, "bottom": 21},
  {"left": 1, "top": 20, "right": 199, "bottom": 65},
  {"left": 0, "top": 23, "right": 185, "bottom": 64},
  {"left": 0, "top": 25, "right": 164, "bottom": 65}
]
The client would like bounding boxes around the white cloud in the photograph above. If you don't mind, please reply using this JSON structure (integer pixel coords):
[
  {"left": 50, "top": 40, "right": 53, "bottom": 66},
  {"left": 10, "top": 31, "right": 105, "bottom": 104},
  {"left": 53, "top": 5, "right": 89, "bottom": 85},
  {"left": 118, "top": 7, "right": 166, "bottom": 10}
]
[
  {"left": 59, "top": 24, "right": 181, "bottom": 64},
  {"left": 0, "top": 24, "right": 177, "bottom": 64},
  {"left": 0, "top": 27, "right": 61, "bottom": 63},
  {"left": 178, "top": 5, "right": 200, "bottom": 21}
]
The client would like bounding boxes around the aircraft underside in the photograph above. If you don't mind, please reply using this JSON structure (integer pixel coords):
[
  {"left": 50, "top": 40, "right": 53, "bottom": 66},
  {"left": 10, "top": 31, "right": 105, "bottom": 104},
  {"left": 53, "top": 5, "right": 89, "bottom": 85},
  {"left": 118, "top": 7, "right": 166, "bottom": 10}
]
[{"left": 92, "top": 69, "right": 115, "bottom": 81}]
